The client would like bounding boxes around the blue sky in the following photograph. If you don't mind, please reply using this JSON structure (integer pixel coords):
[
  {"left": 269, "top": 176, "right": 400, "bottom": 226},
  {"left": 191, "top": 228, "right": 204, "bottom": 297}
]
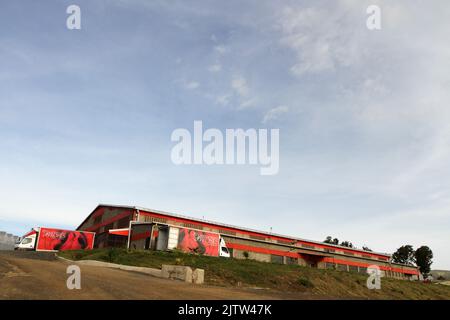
[{"left": 1, "top": 0, "right": 450, "bottom": 269}]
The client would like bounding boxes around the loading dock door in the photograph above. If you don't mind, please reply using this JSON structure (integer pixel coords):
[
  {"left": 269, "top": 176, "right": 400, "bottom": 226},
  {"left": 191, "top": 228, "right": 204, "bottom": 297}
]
[
  {"left": 129, "top": 223, "right": 154, "bottom": 250},
  {"left": 156, "top": 225, "right": 169, "bottom": 251}
]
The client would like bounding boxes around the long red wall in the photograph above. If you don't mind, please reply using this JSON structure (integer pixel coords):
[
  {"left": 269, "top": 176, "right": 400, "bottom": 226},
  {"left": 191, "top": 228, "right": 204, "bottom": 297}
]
[{"left": 138, "top": 209, "right": 390, "bottom": 261}]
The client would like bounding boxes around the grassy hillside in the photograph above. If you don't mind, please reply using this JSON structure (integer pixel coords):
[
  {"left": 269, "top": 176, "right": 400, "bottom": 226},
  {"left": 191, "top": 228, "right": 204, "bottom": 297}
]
[{"left": 59, "top": 249, "right": 450, "bottom": 300}]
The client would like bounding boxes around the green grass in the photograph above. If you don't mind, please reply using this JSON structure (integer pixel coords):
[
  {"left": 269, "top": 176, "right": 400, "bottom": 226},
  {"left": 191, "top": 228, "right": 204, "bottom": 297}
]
[{"left": 59, "top": 248, "right": 450, "bottom": 300}]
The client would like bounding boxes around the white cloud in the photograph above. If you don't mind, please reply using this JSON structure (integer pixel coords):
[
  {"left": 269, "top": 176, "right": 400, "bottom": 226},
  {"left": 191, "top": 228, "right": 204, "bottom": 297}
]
[
  {"left": 185, "top": 81, "right": 200, "bottom": 90},
  {"left": 231, "top": 75, "right": 249, "bottom": 97},
  {"left": 262, "top": 105, "right": 289, "bottom": 124},
  {"left": 214, "top": 45, "right": 228, "bottom": 55},
  {"left": 278, "top": 5, "right": 364, "bottom": 76},
  {"left": 215, "top": 94, "right": 231, "bottom": 106},
  {"left": 208, "top": 64, "right": 222, "bottom": 72},
  {"left": 239, "top": 98, "right": 257, "bottom": 109}
]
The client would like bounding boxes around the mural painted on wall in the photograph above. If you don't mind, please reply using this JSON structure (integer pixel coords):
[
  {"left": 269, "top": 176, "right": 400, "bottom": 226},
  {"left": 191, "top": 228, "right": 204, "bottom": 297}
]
[{"left": 177, "top": 228, "right": 219, "bottom": 256}]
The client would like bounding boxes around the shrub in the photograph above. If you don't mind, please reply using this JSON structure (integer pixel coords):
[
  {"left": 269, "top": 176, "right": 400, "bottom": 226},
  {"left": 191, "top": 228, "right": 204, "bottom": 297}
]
[
  {"left": 73, "top": 252, "right": 84, "bottom": 260},
  {"left": 107, "top": 248, "right": 119, "bottom": 262},
  {"left": 298, "top": 277, "right": 314, "bottom": 288}
]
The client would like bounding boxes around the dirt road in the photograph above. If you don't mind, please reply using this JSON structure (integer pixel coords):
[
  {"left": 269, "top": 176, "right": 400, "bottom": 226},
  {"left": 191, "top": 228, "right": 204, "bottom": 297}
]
[{"left": 0, "top": 251, "right": 311, "bottom": 300}]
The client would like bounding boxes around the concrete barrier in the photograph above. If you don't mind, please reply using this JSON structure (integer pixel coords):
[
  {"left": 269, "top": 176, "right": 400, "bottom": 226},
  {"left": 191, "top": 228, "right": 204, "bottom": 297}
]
[
  {"left": 192, "top": 268, "right": 205, "bottom": 284},
  {"left": 161, "top": 265, "right": 193, "bottom": 282},
  {"left": 161, "top": 265, "right": 205, "bottom": 284},
  {"left": 57, "top": 256, "right": 205, "bottom": 284},
  {"left": 62, "top": 258, "right": 162, "bottom": 277}
]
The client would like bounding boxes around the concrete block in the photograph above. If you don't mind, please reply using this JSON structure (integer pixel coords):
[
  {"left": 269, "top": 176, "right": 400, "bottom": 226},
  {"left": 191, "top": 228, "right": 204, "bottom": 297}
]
[
  {"left": 161, "top": 265, "right": 193, "bottom": 283},
  {"left": 57, "top": 257, "right": 161, "bottom": 276},
  {"left": 192, "top": 268, "right": 205, "bottom": 284}
]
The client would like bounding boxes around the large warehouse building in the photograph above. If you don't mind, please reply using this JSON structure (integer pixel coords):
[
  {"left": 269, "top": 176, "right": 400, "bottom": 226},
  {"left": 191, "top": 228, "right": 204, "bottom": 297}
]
[{"left": 77, "top": 204, "right": 420, "bottom": 280}]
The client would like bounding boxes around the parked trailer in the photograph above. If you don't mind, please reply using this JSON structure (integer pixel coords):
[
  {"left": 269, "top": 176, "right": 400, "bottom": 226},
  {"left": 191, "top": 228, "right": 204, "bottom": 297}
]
[
  {"left": 126, "top": 222, "right": 230, "bottom": 257},
  {"left": 16, "top": 227, "right": 95, "bottom": 252}
]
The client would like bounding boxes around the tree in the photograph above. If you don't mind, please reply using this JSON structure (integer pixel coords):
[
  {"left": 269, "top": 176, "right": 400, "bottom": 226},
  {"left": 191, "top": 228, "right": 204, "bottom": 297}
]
[
  {"left": 392, "top": 245, "right": 415, "bottom": 265},
  {"left": 340, "top": 241, "right": 353, "bottom": 248},
  {"left": 323, "top": 236, "right": 339, "bottom": 245},
  {"left": 415, "top": 246, "right": 433, "bottom": 276},
  {"left": 362, "top": 246, "right": 372, "bottom": 252}
]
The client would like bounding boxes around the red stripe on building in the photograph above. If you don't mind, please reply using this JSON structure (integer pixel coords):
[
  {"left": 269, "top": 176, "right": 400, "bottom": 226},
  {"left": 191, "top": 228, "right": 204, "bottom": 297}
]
[
  {"left": 85, "top": 211, "right": 133, "bottom": 232},
  {"left": 227, "top": 243, "right": 418, "bottom": 275},
  {"left": 227, "top": 243, "right": 299, "bottom": 258},
  {"left": 322, "top": 257, "right": 418, "bottom": 275},
  {"left": 138, "top": 210, "right": 390, "bottom": 260}
]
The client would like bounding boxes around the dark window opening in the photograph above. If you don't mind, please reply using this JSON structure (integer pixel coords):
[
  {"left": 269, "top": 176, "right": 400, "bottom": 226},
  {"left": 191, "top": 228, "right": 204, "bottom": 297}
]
[{"left": 271, "top": 254, "right": 284, "bottom": 264}]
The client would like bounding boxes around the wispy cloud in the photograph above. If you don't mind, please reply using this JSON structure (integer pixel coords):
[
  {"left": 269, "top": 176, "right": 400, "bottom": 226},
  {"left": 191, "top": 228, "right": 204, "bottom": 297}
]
[
  {"left": 185, "top": 81, "right": 200, "bottom": 90},
  {"left": 231, "top": 75, "right": 249, "bottom": 97},
  {"left": 262, "top": 105, "right": 289, "bottom": 124},
  {"left": 214, "top": 45, "right": 228, "bottom": 55},
  {"left": 208, "top": 64, "right": 222, "bottom": 72}
]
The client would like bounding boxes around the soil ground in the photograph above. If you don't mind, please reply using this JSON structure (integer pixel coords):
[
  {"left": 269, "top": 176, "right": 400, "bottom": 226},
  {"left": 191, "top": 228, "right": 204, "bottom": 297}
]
[{"left": 0, "top": 251, "right": 319, "bottom": 300}]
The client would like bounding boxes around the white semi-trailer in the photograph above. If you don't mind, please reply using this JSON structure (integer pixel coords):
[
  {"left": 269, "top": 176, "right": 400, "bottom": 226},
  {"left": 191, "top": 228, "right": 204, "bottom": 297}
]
[{"left": 16, "top": 227, "right": 95, "bottom": 252}]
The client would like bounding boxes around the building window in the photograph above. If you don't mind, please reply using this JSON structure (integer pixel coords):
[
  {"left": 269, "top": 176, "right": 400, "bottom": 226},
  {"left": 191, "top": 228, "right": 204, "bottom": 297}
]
[
  {"left": 349, "top": 265, "right": 358, "bottom": 273},
  {"left": 301, "top": 243, "right": 315, "bottom": 249},
  {"left": 107, "top": 234, "right": 128, "bottom": 248},
  {"left": 271, "top": 255, "right": 284, "bottom": 264},
  {"left": 219, "top": 229, "right": 236, "bottom": 236},
  {"left": 250, "top": 235, "right": 266, "bottom": 241},
  {"left": 337, "top": 264, "right": 348, "bottom": 272},
  {"left": 286, "top": 257, "right": 298, "bottom": 265},
  {"left": 94, "top": 232, "right": 107, "bottom": 248},
  {"left": 141, "top": 216, "right": 167, "bottom": 224},
  {"left": 117, "top": 216, "right": 130, "bottom": 229},
  {"left": 326, "top": 263, "right": 336, "bottom": 270},
  {"left": 152, "top": 217, "right": 167, "bottom": 224},
  {"left": 183, "top": 223, "right": 203, "bottom": 230}
]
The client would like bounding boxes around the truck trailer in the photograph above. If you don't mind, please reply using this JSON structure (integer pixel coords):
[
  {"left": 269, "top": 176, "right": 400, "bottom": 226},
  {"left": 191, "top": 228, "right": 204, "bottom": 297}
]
[
  {"left": 16, "top": 227, "right": 95, "bottom": 252},
  {"left": 124, "top": 222, "right": 230, "bottom": 257}
]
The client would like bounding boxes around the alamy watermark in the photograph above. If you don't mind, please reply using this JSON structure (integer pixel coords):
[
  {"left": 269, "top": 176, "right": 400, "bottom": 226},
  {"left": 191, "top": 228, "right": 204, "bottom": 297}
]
[
  {"left": 171, "top": 121, "right": 279, "bottom": 175},
  {"left": 66, "top": 265, "right": 81, "bottom": 290},
  {"left": 366, "top": 265, "right": 383, "bottom": 289},
  {"left": 366, "top": 5, "right": 381, "bottom": 30},
  {"left": 66, "top": 5, "right": 81, "bottom": 30}
]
